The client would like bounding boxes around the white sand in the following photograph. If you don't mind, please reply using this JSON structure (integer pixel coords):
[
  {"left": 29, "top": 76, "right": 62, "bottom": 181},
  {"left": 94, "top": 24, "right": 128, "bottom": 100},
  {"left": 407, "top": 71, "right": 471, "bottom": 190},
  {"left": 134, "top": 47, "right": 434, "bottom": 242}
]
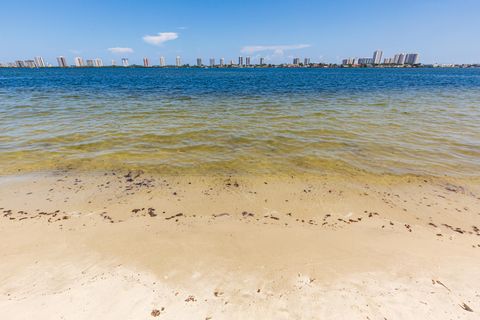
[{"left": 1, "top": 172, "right": 479, "bottom": 319}]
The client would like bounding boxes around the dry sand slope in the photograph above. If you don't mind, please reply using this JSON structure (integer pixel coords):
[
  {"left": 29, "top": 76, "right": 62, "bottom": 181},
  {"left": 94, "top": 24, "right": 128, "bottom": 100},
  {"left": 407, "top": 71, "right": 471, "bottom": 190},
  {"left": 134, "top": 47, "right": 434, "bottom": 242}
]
[{"left": 0, "top": 171, "right": 479, "bottom": 319}]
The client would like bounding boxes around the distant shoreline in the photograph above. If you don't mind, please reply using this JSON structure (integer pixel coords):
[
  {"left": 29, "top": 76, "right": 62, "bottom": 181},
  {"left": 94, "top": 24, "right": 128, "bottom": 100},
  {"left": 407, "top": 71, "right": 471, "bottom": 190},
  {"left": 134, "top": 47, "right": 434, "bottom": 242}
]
[{"left": 1, "top": 65, "right": 480, "bottom": 69}]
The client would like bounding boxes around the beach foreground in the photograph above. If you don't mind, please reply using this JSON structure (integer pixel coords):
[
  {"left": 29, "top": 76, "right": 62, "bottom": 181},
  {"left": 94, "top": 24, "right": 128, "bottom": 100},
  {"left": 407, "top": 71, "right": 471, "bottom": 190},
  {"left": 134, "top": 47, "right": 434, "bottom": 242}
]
[{"left": 0, "top": 171, "right": 479, "bottom": 319}]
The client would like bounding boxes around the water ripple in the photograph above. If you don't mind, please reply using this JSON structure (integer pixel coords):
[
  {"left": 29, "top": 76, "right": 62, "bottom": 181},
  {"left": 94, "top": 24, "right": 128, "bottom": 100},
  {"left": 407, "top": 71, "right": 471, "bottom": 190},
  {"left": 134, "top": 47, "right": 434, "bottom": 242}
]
[{"left": 0, "top": 68, "right": 479, "bottom": 177}]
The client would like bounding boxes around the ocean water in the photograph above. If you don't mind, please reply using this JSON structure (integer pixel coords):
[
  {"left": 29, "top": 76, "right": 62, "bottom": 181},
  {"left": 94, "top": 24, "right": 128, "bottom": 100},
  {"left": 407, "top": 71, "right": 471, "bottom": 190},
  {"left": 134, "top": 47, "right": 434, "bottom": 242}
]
[{"left": 0, "top": 68, "right": 479, "bottom": 177}]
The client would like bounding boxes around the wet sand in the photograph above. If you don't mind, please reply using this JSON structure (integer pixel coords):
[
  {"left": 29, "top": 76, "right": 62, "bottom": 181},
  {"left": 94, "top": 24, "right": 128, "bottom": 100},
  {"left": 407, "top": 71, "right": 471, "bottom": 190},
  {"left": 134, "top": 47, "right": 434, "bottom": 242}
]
[{"left": 1, "top": 171, "right": 479, "bottom": 319}]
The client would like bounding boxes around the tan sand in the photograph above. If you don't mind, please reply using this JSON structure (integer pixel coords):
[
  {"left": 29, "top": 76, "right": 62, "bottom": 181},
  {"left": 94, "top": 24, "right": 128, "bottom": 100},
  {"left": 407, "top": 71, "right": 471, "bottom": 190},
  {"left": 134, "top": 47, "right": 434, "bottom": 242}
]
[{"left": 0, "top": 171, "right": 479, "bottom": 319}]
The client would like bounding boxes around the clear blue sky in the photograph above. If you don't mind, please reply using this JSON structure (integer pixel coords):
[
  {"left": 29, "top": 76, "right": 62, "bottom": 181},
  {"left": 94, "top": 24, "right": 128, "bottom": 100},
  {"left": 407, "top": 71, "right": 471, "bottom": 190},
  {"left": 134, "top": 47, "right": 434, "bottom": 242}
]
[{"left": 1, "top": 0, "right": 479, "bottom": 65}]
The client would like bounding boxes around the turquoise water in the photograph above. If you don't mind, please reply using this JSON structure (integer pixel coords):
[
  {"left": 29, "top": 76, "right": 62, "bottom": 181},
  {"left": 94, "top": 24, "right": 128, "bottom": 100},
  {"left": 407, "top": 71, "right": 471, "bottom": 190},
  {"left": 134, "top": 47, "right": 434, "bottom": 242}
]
[{"left": 0, "top": 68, "right": 479, "bottom": 177}]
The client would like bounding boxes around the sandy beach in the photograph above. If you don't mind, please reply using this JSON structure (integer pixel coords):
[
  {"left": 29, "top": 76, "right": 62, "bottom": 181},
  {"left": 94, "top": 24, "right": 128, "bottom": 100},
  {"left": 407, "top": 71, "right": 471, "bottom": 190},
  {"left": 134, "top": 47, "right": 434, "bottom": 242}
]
[{"left": 1, "top": 170, "right": 479, "bottom": 319}]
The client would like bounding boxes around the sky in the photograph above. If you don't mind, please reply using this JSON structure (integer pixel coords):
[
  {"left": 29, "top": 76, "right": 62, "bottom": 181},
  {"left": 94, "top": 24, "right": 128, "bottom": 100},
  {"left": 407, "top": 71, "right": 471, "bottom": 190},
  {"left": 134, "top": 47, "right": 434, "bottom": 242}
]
[{"left": 1, "top": 0, "right": 479, "bottom": 65}]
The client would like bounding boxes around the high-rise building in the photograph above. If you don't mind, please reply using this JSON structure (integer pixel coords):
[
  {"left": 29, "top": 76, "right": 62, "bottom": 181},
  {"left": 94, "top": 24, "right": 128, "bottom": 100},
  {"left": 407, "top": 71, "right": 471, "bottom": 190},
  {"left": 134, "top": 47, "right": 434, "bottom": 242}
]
[
  {"left": 209, "top": 58, "right": 215, "bottom": 67},
  {"left": 304, "top": 58, "right": 311, "bottom": 65},
  {"left": 219, "top": 58, "right": 225, "bottom": 67},
  {"left": 393, "top": 53, "right": 406, "bottom": 65},
  {"left": 259, "top": 57, "right": 265, "bottom": 65},
  {"left": 229, "top": 59, "right": 234, "bottom": 66},
  {"left": 238, "top": 56, "right": 243, "bottom": 66},
  {"left": 196, "top": 58, "right": 203, "bottom": 67},
  {"left": 94, "top": 58, "right": 103, "bottom": 67},
  {"left": 176, "top": 56, "right": 181, "bottom": 67},
  {"left": 373, "top": 50, "right": 383, "bottom": 64},
  {"left": 74, "top": 57, "right": 84, "bottom": 67},
  {"left": 405, "top": 53, "right": 419, "bottom": 65},
  {"left": 393, "top": 54, "right": 400, "bottom": 64},
  {"left": 122, "top": 58, "right": 129, "bottom": 67},
  {"left": 34, "top": 56, "right": 46, "bottom": 68},
  {"left": 159, "top": 56, "right": 166, "bottom": 67},
  {"left": 293, "top": 58, "right": 300, "bottom": 65},
  {"left": 112, "top": 60, "right": 116, "bottom": 66},
  {"left": 343, "top": 57, "right": 358, "bottom": 65},
  {"left": 245, "top": 56, "right": 251, "bottom": 66},
  {"left": 86, "top": 59, "right": 94, "bottom": 67},
  {"left": 143, "top": 57, "right": 150, "bottom": 67},
  {"left": 15, "top": 60, "right": 25, "bottom": 68},
  {"left": 56, "top": 56, "right": 68, "bottom": 67},
  {"left": 24, "top": 60, "right": 36, "bottom": 68}
]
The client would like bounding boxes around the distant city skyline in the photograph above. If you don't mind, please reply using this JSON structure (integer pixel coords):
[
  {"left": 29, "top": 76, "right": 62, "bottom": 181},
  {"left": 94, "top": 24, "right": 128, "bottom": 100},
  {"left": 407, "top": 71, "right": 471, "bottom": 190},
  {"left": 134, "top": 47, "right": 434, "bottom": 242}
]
[
  {"left": 10, "top": 50, "right": 480, "bottom": 68},
  {"left": 1, "top": 0, "right": 479, "bottom": 65},
  {"left": 2, "top": 49, "right": 425, "bottom": 68},
  {"left": 342, "top": 51, "right": 419, "bottom": 66},
  {"left": 1, "top": 49, "right": 473, "bottom": 69}
]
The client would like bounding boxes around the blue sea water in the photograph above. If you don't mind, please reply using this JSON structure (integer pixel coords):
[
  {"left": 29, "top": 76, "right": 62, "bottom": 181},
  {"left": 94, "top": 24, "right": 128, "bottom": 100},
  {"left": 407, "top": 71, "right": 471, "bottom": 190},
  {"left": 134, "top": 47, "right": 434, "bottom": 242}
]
[{"left": 0, "top": 68, "right": 479, "bottom": 177}]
